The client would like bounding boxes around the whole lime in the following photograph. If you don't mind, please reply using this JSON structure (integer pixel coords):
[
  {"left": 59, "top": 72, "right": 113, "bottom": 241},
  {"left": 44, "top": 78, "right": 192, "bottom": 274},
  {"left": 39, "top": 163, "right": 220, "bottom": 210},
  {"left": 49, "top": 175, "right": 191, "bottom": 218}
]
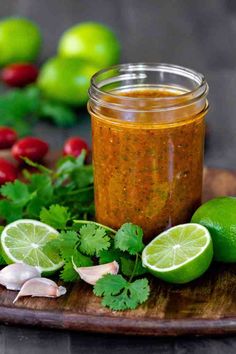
[
  {"left": 191, "top": 196, "right": 236, "bottom": 262},
  {"left": 0, "top": 17, "right": 42, "bottom": 66},
  {"left": 58, "top": 22, "right": 120, "bottom": 68},
  {"left": 38, "top": 57, "right": 99, "bottom": 106}
]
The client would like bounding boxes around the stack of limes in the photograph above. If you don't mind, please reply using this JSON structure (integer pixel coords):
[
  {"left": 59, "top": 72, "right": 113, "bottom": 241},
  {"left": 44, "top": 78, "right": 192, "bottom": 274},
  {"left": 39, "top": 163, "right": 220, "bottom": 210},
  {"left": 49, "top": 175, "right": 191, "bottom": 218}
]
[
  {"left": 38, "top": 22, "right": 121, "bottom": 106},
  {"left": 0, "top": 17, "right": 121, "bottom": 106}
]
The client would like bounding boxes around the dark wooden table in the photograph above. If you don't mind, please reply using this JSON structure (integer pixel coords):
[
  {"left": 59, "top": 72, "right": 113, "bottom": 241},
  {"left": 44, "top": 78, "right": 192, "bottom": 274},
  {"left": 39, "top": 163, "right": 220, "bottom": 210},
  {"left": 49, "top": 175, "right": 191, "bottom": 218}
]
[{"left": 1, "top": 0, "right": 236, "bottom": 353}]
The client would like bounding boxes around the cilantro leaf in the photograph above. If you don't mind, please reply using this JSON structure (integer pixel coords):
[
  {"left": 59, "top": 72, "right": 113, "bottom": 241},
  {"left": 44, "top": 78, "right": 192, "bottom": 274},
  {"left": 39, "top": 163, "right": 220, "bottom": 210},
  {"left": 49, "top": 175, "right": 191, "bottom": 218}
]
[
  {"left": 44, "top": 229, "right": 93, "bottom": 282},
  {"left": 61, "top": 248, "right": 91, "bottom": 282},
  {"left": 1, "top": 180, "right": 31, "bottom": 207},
  {"left": 44, "top": 230, "right": 78, "bottom": 262},
  {"left": 56, "top": 152, "right": 86, "bottom": 176},
  {"left": 94, "top": 274, "right": 127, "bottom": 296},
  {"left": 0, "top": 85, "right": 79, "bottom": 135},
  {"left": 120, "top": 256, "right": 146, "bottom": 277},
  {"left": 55, "top": 152, "right": 93, "bottom": 189},
  {"left": 57, "top": 230, "right": 78, "bottom": 261},
  {"left": 114, "top": 223, "right": 144, "bottom": 255},
  {"left": 98, "top": 247, "right": 123, "bottom": 265},
  {"left": 26, "top": 174, "right": 54, "bottom": 218},
  {"left": 0, "top": 86, "right": 40, "bottom": 135},
  {"left": 79, "top": 223, "right": 110, "bottom": 256},
  {"left": 0, "top": 226, "right": 6, "bottom": 265},
  {"left": 60, "top": 249, "right": 93, "bottom": 282},
  {"left": 60, "top": 260, "right": 79, "bottom": 282},
  {"left": 28, "top": 174, "right": 53, "bottom": 199},
  {"left": 94, "top": 274, "right": 150, "bottom": 311},
  {"left": 73, "top": 249, "right": 93, "bottom": 268},
  {"left": 0, "top": 200, "right": 23, "bottom": 223},
  {"left": 40, "top": 204, "right": 71, "bottom": 229},
  {"left": 60, "top": 249, "right": 93, "bottom": 283},
  {"left": 39, "top": 100, "right": 77, "bottom": 127},
  {"left": 0, "top": 252, "right": 6, "bottom": 266}
]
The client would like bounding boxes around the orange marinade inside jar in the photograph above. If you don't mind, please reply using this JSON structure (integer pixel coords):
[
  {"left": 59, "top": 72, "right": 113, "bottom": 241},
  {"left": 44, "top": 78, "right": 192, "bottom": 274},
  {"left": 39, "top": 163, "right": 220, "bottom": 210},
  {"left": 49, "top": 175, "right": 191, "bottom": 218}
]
[{"left": 90, "top": 87, "right": 206, "bottom": 242}]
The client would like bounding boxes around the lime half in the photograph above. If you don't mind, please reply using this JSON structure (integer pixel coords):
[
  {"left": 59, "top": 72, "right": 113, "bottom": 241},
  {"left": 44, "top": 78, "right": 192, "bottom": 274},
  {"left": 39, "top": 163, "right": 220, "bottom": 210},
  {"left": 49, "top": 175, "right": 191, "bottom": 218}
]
[
  {"left": 142, "top": 223, "right": 213, "bottom": 284},
  {"left": 1, "top": 219, "right": 63, "bottom": 274}
]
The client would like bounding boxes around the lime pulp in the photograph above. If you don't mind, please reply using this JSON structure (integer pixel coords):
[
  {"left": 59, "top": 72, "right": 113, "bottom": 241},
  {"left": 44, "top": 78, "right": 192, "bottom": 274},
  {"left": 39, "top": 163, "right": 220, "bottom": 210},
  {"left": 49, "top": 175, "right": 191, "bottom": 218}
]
[
  {"left": 142, "top": 223, "right": 213, "bottom": 284},
  {"left": 1, "top": 219, "right": 63, "bottom": 274}
]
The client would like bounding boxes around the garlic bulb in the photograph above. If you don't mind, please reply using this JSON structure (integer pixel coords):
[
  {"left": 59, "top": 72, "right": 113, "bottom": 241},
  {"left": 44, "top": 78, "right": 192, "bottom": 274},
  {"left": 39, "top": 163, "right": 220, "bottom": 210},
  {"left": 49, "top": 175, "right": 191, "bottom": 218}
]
[
  {"left": 13, "top": 277, "right": 66, "bottom": 303},
  {"left": 73, "top": 261, "right": 119, "bottom": 285},
  {"left": 0, "top": 263, "right": 41, "bottom": 290}
]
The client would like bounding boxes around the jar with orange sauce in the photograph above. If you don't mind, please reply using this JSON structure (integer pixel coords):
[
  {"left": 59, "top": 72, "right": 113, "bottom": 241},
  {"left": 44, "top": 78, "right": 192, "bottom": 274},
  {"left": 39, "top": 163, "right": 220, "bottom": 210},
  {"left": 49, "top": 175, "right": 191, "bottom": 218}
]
[{"left": 88, "top": 63, "right": 209, "bottom": 242}]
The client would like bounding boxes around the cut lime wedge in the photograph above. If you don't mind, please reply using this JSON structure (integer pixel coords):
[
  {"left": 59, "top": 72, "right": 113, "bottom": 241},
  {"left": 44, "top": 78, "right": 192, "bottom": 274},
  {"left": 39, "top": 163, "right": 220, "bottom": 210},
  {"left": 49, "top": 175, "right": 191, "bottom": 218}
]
[
  {"left": 1, "top": 219, "right": 63, "bottom": 274},
  {"left": 142, "top": 223, "right": 213, "bottom": 284}
]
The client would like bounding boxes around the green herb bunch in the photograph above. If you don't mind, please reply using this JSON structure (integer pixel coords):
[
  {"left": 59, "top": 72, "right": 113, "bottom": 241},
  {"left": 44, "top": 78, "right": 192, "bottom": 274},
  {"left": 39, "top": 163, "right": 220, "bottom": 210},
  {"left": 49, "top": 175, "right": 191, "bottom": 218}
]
[
  {"left": 0, "top": 85, "right": 78, "bottom": 135},
  {"left": 0, "top": 151, "right": 94, "bottom": 224},
  {"left": 44, "top": 218, "right": 150, "bottom": 311}
]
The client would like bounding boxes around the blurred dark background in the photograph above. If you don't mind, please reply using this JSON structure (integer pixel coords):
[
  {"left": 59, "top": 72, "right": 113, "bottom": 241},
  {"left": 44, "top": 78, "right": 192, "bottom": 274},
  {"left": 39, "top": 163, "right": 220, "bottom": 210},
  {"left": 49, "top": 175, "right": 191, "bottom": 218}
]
[
  {"left": 2, "top": 0, "right": 236, "bottom": 169},
  {"left": 2, "top": 0, "right": 235, "bottom": 70}
]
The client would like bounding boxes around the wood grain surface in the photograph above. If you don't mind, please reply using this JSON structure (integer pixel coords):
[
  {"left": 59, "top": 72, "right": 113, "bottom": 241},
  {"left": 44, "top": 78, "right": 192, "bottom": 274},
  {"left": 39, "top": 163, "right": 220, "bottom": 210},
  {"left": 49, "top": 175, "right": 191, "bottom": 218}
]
[{"left": 0, "top": 167, "right": 235, "bottom": 336}]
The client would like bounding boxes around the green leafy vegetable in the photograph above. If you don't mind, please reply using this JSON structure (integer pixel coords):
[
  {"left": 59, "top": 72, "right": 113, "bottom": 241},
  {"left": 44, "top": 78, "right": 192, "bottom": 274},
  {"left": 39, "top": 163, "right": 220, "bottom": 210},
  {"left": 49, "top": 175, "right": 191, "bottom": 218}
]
[
  {"left": 1, "top": 180, "right": 31, "bottom": 207},
  {"left": 79, "top": 223, "right": 111, "bottom": 256},
  {"left": 120, "top": 256, "right": 146, "bottom": 277},
  {"left": 44, "top": 230, "right": 93, "bottom": 282},
  {"left": 60, "top": 248, "right": 93, "bottom": 282},
  {"left": 94, "top": 274, "right": 150, "bottom": 311},
  {"left": 0, "top": 154, "right": 94, "bottom": 224},
  {"left": 0, "top": 86, "right": 40, "bottom": 135},
  {"left": 0, "top": 200, "right": 23, "bottom": 223},
  {"left": 0, "top": 226, "right": 6, "bottom": 265},
  {"left": 60, "top": 260, "right": 78, "bottom": 282},
  {"left": 39, "top": 100, "right": 77, "bottom": 127},
  {"left": 40, "top": 205, "right": 71, "bottom": 230},
  {"left": 0, "top": 85, "right": 79, "bottom": 135},
  {"left": 115, "top": 223, "right": 144, "bottom": 255},
  {"left": 98, "top": 244, "right": 123, "bottom": 264}
]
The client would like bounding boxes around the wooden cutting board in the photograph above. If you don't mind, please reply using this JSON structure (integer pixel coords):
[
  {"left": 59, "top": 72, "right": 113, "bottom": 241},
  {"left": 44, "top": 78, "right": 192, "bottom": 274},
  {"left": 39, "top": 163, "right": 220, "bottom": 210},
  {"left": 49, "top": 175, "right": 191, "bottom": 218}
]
[{"left": 0, "top": 166, "right": 235, "bottom": 336}]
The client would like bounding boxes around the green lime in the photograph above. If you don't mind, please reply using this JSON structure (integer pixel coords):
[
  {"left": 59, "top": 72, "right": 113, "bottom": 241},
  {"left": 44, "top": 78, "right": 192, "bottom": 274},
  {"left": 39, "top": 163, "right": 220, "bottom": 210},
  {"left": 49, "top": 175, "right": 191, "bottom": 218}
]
[
  {"left": 0, "top": 17, "right": 42, "bottom": 66},
  {"left": 191, "top": 196, "right": 236, "bottom": 262},
  {"left": 38, "top": 56, "right": 99, "bottom": 106},
  {"left": 1, "top": 219, "right": 63, "bottom": 274},
  {"left": 142, "top": 224, "right": 213, "bottom": 284},
  {"left": 58, "top": 22, "right": 120, "bottom": 68}
]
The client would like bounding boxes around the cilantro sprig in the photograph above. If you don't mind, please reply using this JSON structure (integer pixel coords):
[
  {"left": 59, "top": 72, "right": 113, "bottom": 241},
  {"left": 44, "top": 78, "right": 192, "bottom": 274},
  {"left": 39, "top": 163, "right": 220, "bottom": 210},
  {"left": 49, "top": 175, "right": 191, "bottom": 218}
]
[
  {"left": 94, "top": 275, "right": 150, "bottom": 311},
  {"left": 0, "top": 151, "right": 94, "bottom": 224},
  {"left": 44, "top": 221, "right": 114, "bottom": 282},
  {"left": 44, "top": 220, "right": 149, "bottom": 311},
  {"left": 94, "top": 223, "right": 149, "bottom": 311}
]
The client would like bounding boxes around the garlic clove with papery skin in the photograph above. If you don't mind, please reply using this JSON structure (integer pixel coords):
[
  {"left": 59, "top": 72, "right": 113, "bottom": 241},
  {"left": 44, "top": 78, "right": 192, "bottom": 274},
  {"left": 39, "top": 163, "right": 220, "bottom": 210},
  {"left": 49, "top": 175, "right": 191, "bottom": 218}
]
[
  {"left": 0, "top": 263, "right": 41, "bottom": 290},
  {"left": 73, "top": 261, "right": 119, "bottom": 285},
  {"left": 13, "top": 277, "right": 67, "bottom": 303}
]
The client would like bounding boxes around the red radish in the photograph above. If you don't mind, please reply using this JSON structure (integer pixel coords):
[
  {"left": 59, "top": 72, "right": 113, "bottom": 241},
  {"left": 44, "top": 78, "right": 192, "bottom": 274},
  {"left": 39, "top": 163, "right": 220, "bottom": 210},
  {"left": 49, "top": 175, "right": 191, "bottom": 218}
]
[
  {"left": 1, "top": 63, "right": 39, "bottom": 87},
  {"left": 63, "top": 137, "right": 89, "bottom": 157},
  {"left": 0, "top": 158, "right": 17, "bottom": 185},
  {"left": 12, "top": 137, "right": 49, "bottom": 162},
  {"left": 0, "top": 127, "right": 18, "bottom": 149}
]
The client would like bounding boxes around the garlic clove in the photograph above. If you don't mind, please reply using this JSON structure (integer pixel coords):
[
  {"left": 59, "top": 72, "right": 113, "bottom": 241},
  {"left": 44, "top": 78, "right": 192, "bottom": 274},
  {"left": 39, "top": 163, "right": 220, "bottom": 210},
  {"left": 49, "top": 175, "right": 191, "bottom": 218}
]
[
  {"left": 0, "top": 263, "right": 41, "bottom": 290},
  {"left": 73, "top": 260, "right": 119, "bottom": 285},
  {"left": 13, "top": 277, "right": 66, "bottom": 303}
]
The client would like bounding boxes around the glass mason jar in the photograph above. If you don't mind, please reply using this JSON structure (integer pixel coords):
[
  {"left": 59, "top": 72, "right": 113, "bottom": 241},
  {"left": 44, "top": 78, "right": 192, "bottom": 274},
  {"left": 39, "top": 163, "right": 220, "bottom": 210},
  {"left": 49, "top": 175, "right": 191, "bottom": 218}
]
[{"left": 88, "top": 63, "right": 209, "bottom": 242}]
